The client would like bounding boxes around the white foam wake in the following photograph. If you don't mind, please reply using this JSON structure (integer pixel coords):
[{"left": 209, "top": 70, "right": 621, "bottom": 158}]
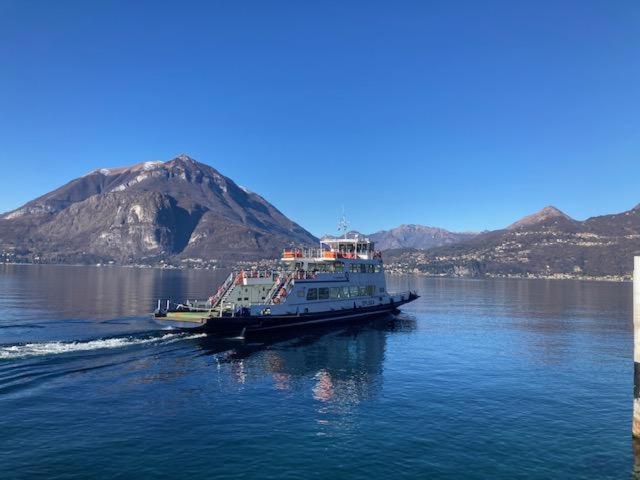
[{"left": 0, "top": 333, "right": 206, "bottom": 360}]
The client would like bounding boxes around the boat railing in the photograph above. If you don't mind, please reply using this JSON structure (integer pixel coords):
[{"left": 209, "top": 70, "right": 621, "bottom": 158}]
[
  {"left": 291, "top": 270, "right": 317, "bottom": 280},
  {"left": 235, "top": 269, "right": 275, "bottom": 280},
  {"left": 208, "top": 272, "right": 236, "bottom": 309},
  {"left": 269, "top": 272, "right": 296, "bottom": 304},
  {"left": 282, "top": 248, "right": 382, "bottom": 260},
  {"left": 282, "top": 247, "right": 324, "bottom": 259},
  {"left": 264, "top": 272, "right": 285, "bottom": 303}
]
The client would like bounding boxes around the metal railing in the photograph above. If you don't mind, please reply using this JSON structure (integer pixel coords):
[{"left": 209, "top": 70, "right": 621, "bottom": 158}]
[
  {"left": 282, "top": 248, "right": 382, "bottom": 260},
  {"left": 264, "top": 272, "right": 285, "bottom": 303},
  {"left": 208, "top": 272, "right": 236, "bottom": 309}
]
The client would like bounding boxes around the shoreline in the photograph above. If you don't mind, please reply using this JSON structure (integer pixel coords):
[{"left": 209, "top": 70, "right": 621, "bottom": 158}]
[{"left": 1, "top": 261, "right": 631, "bottom": 282}]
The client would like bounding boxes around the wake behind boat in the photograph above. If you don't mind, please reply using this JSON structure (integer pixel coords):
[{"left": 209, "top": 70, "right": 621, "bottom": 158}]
[{"left": 153, "top": 234, "right": 418, "bottom": 337}]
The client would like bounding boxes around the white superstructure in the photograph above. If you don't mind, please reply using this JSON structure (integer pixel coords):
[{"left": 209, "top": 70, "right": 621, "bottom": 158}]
[{"left": 203, "top": 235, "right": 409, "bottom": 317}]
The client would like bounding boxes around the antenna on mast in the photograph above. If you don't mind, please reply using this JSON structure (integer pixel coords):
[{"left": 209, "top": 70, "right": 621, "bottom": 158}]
[{"left": 338, "top": 207, "right": 349, "bottom": 239}]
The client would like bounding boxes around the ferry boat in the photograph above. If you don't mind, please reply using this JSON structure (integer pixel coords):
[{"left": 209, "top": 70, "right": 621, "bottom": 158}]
[{"left": 153, "top": 235, "right": 418, "bottom": 337}]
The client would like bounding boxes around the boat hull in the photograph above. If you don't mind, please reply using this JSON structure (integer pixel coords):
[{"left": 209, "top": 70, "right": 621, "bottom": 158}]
[{"left": 160, "top": 293, "right": 419, "bottom": 337}]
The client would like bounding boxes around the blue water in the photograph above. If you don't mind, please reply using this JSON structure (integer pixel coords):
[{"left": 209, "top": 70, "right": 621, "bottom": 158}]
[{"left": 0, "top": 264, "right": 635, "bottom": 479}]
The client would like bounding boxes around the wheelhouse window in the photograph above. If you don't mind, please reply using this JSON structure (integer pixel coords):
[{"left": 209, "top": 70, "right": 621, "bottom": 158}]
[{"left": 306, "top": 288, "right": 318, "bottom": 300}]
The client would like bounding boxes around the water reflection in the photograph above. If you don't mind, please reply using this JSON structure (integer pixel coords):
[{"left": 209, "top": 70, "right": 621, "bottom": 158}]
[
  {"left": 0, "top": 264, "right": 229, "bottom": 322},
  {"left": 390, "top": 275, "right": 632, "bottom": 327},
  {"left": 195, "top": 317, "right": 417, "bottom": 406},
  {"left": 0, "top": 264, "right": 230, "bottom": 343},
  {"left": 0, "top": 265, "right": 634, "bottom": 479},
  {"left": 388, "top": 275, "right": 632, "bottom": 366}
]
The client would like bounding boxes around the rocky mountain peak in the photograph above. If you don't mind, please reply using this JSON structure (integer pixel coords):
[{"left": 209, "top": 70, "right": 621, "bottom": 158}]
[
  {"left": 175, "top": 153, "right": 195, "bottom": 162},
  {"left": 507, "top": 205, "right": 573, "bottom": 230},
  {"left": 0, "top": 155, "right": 317, "bottom": 263}
]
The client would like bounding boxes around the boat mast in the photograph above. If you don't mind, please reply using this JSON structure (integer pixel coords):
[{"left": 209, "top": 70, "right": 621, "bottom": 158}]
[{"left": 338, "top": 208, "right": 349, "bottom": 240}]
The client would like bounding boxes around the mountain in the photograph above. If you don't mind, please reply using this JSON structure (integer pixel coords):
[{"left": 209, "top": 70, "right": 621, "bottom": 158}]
[
  {"left": 322, "top": 226, "right": 477, "bottom": 251},
  {"left": 0, "top": 155, "right": 317, "bottom": 264},
  {"left": 384, "top": 205, "right": 640, "bottom": 279},
  {"left": 507, "top": 206, "right": 573, "bottom": 230},
  {"left": 368, "top": 224, "right": 478, "bottom": 250}
]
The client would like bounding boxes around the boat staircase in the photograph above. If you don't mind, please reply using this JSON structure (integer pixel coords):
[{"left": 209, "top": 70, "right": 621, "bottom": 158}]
[
  {"left": 205, "top": 269, "right": 300, "bottom": 315},
  {"left": 208, "top": 271, "right": 241, "bottom": 315},
  {"left": 267, "top": 272, "right": 295, "bottom": 305}
]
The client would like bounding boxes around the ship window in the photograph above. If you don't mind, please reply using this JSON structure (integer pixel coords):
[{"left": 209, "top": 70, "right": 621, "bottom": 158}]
[
  {"left": 349, "top": 286, "right": 359, "bottom": 297},
  {"left": 375, "top": 264, "right": 382, "bottom": 273},
  {"left": 350, "top": 264, "right": 358, "bottom": 273},
  {"left": 306, "top": 288, "right": 318, "bottom": 300},
  {"left": 366, "top": 285, "right": 375, "bottom": 295},
  {"left": 367, "top": 264, "right": 374, "bottom": 273},
  {"left": 342, "top": 286, "right": 350, "bottom": 298},
  {"left": 358, "top": 286, "right": 366, "bottom": 296},
  {"left": 318, "top": 288, "right": 330, "bottom": 300},
  {"left": 297, "top": 289, "right": 305, "bottom": 297},
  {"left": 360, "top": 264, "right": 367, "bottom": 273},
  {"left": 330, "top": 287, "right": 340, "bottom": 299},
  {"left": 379, "top": 287, "right": 385, "bottom": 293},
  {"left": 334, "top": 262, "right": 344, "bottom": 273}
]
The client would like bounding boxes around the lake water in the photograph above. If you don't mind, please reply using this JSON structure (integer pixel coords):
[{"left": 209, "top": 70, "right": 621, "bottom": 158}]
[{"left": 0, "top": 264, "right": 636, "bottom": 479}]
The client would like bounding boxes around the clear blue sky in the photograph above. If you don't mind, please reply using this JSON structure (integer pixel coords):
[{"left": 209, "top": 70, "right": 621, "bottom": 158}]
[{"left": 0, "top": 0, "right": 638, "bottom": 236}]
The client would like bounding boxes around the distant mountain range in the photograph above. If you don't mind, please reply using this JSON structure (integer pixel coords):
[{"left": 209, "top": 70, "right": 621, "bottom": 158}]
[
  {"left": 2, "top": 157, "right": 640, "bottom": 278},
  {"left": 384, "top": 205, "right": 640, "bottom": 279},
  {"left": 0, "top": 155, "right": 317, "bottom": 265},
  {"left": 323, "top": 225, "right": 477, "bottom": 251},
  {"left": 368, "top": 224, "right": 478, "bottom": 250}
]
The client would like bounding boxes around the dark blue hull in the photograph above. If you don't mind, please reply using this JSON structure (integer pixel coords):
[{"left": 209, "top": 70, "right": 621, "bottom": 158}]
[{"left": 182, "top": 292, "right": 419, "bottom": 337}]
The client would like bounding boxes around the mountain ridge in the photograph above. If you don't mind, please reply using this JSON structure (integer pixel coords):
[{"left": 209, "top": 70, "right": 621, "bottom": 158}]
[
  {"left": 384, "top": 204, "right": 640, "bottom": 279},
  {"left": 321, "top": 225, "right": 479, "bottom": 251},
  {"left": 368, "top": 224, "right": 478, "bottom": 250},
  {"left": 0, "top": 155, "right": 317, "bottom": 265}
]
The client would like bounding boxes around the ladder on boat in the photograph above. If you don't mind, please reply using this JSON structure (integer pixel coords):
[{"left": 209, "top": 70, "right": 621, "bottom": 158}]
[
  {"left": 267, "top": 272, "right": 296, "bottom": 305},
  {"left": 208, "top": 271, "right": 240, "bottom": 315}
]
